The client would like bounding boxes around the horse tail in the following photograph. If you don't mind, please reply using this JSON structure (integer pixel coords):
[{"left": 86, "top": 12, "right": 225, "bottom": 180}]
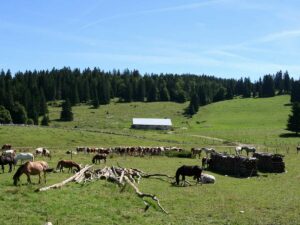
[
  {"left": 175, "top": 167, "right": 181, "bottom": 185},
  {"left": 45, "top": 168, "right": 54, "bottom": 173}
]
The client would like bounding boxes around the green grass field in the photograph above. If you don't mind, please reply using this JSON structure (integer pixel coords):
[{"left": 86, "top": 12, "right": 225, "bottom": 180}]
[{"left": 0, "top": 95, "right": 299, "bottom": 225}]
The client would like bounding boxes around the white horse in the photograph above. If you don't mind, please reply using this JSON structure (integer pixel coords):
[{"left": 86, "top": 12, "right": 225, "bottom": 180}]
[
  {"left": 35, "top": 147, "right": 51, "bottom": 158},
  {"left": 201, "top": 173, "right": 216, "bottom": 184},
  {"left": 2, "top": 149, "right": 16, "bottom": 158},
  {"left": 191, "top": 148, "right": 202, "bottom": 158},
  {"left": 14, "top": 153, "right": 34, "bottom": 165},
  {"left": 235, "top": 146, "right": 256, "bottom": 156},
  {"left": 201, "top": 147, "right": 216, "bottom": 156},
  {"left": 235, "top": 146, "right": 242, "bottom": 155},
  {"left": 35, "top": 147, "right": 43, "bottom": 155}
]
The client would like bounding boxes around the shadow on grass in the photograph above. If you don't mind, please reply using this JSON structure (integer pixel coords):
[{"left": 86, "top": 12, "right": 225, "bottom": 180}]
[
  {"left": 279, "top": 133, "right": 300, "bottom": 138},
  {"left": 284, "top": 103, "right": 292, "bottom": 107}
]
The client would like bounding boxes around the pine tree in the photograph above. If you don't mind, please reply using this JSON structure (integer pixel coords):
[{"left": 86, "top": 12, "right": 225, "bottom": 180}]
[
  {"left": 92, "top": 96, "right": 100, "bottom": 109},
  {"left": 147, "top": 80, "right": 158, "bottom": 102},
  {"left": 291, "top": 81, "right": 300, "bottom": 103},
  {"left": 137, "top": 79, "right": 146, "bottom": 101},
  {"left": 41, "top": 115, "right": 50, "bottom": 126},
  {"left": 191, "top": 93, "right": 199, "bottom": 112},
  {"left": 60, "top": 99, "right": 73, "bottom": 121},
  {"left": 283, "top": 71, "right": 291, "bottom": 94},
  {"left": 243, "top": 78, "right": 252, "bottom": 98},
  {"left": 11, "top": 102, "right": 27, "bottom": 124},
  {"left": 198, "top": 88, "right": 207, "bottom": 106},
  {"left": 261, "top": 75, "right": 275, "bottom": 97},
  {"left": 213, "top": 87, "right": 226, "bottom": 102},
  {"left": 187, "top": 93, "right": 199, "bottom": 116},
  {"left": 40, "top": 89, "right": 48, "bottom": 115},
  {"left": 287, "top": 102, "right": 300, "bottom": 135}
]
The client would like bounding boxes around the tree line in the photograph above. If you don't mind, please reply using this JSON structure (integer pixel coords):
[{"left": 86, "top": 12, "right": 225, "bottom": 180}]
[{"left": 0, "top": 67, "right": 299, "bottom": 124}]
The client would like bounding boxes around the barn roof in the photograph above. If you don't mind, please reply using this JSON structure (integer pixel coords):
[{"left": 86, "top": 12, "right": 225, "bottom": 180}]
[{"left": 132, "top": 118, "right": 172, "bottom": 126}]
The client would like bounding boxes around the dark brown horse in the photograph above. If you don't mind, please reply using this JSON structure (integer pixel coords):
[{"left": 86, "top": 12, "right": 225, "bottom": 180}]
[
  {"left": 13, "top": 161, "right": 50, "bottom": 185},
  {"left": 56, "top": 160, "right": 81, "bottom": 173},
  {"left": 92, "top": 154, "right": 107, "bottom": 164},
  {"left": 0, "top": 155, "right": 14, "bottom": 173},
  {"left": 1, "top": 144, "right": 12, "bottom": 150},
  {"left": 175, "top": 165, "right": 202, "bottom": 185}
]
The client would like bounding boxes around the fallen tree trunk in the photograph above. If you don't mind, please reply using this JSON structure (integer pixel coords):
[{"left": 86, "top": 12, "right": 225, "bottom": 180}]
[
  {"left": 36, "top": 165, "right": 93, "bottom": 192},
  {"left": 36, "top": 165, "right": 169, "bottom": 214},
  {"left": 124, "top": 176, "right": 168, "bottom": 214}
]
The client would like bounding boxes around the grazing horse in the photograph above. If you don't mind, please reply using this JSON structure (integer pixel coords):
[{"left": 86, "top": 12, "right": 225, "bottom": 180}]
[
  {"left": 236, "top": 146, "right": 256, "bottom": 156},
  {"left": 175, "top": 165, "right": 202, "bottom": 185},
  {"left": 92, "top": 154, "right": 107, "bottom": 164},
  {"left": 13, "top": 161, "right": 50, "bottom": 185},
  {"left": 56, "top": 160, "right": 81, "bottom": 173},
  {"left": 191, "top": 148, "right": 202, "bottom": 158},
  {"left": 0, "top": 155, "right": 14, "bottom": 173},
  {"left": 14, "top": 153, "right": 34, "bottom": 165},
  {"left": 35, "top": 148, "right": 51, "bottom": 159}
]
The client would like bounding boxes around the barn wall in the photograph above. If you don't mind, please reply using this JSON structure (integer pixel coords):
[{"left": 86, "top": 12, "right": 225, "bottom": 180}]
[{"left": 131, "top": 125, "right": 172, "bottom": 130}]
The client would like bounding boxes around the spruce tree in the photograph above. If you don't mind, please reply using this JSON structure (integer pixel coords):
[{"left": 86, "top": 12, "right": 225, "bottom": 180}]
[
  {"left": 40, "top": 89, "right": 48, "bottom": 115},
  {"left": 147, "top": 81, "right": 158, "bottom": 102},
  {"left": 41, "top": 115, "right": 50, "bottom": 126},
  {"left": 60, "top": 99, "right": 73, "bottom": 121},
  {"left": 283, "top": 71, "right": 291, "bottom": 94},
  {"left": 287, "top": 102, "right": 300, "bottom": 135},
  {"left": 261, "top": 75, "right": 275, "bottom": 97},
  {"left": 291, "top": 81, "right": 300, "bottom": 103},
  {"left": 191, "top": 93, "right": 199, "bottom": 112},
  {"left": 92, "top": 96, "right": 100, "bottom": 109},
  {"left": 137, "top": 79, "right": 146, "bottom": 101},
  {"left": 11, "top": 102, "right": 27, "bottom": 124}
]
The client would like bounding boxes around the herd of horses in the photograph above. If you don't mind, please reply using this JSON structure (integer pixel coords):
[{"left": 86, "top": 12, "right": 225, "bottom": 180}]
[
  {"left": 0, "top": 143, "right": 215, "bottom": 186},
  {"left": 191, "top": 145, "right": 257, "bottom": 158},
  {"left": 2, "top": 143, "right": 299, "bottom": 186},
  {"left": 76, "top": 146, "right": 183, "bottom": 156}
]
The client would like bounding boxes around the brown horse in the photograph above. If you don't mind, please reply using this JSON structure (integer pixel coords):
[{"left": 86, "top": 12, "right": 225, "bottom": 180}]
[
  {"left": 175, "top": 165, "right": 203, "bottom": 185},
  {"left": 92, "top": 154, "right": 107, "bottom": 164},
  {"left": 56, "top": 160, "right": 81, "bottom": 173},
  {"left": 13, "top": 161, "right": 50, "bottom": 185}
]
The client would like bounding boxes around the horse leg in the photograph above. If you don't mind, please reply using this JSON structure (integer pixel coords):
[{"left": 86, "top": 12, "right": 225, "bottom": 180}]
[
  {"left": 1, "top": 165, "right": 4, "bottom": 173},
  {"left": 38, "top": 173, "right": 41, "bottom": 184},
  {"left": 182, "top": 175, "right": 185, "bottom": 186},
  {"left": 27, "top": 174, "right": 32, "bottom": 184},
  {"left": 9, "top": 163, "right": 12, "bottom": 172},
  {"left": 44, "top": 172, "right": 46, "bottom": 184}
]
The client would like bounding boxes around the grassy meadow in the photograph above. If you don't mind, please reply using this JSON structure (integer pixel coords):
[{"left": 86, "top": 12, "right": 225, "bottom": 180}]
[{"left": 0, "top": 95, "right": 300, "bottom": 225}]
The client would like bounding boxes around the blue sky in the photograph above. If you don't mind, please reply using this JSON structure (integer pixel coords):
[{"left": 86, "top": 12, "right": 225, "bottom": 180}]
[{"left": 1, "top": 0, "right": 300, "bottom": 80}]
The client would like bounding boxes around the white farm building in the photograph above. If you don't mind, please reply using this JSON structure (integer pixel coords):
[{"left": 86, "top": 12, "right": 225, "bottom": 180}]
[{"left": 131, "top": 118, "right": 172, "bottom": 130}]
